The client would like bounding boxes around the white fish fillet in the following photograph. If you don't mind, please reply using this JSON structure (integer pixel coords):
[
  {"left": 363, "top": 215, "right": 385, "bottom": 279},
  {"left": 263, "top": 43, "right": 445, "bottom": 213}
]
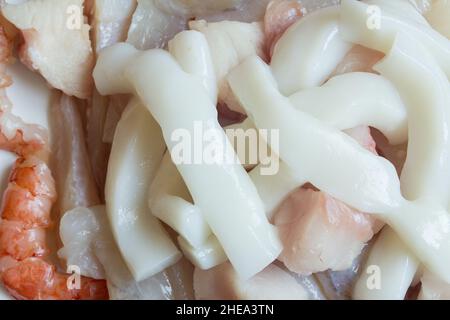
[
  {"left": 59, "top": 205, "right": 194, "bottom": 300},
  {"left": 2, "top": 0, "right": 95, "bottom": 99},
  {"left": 91, "top": 0, "right": 137, "bottom": 52},
  {"left": 50, "top": 93, "right": 101, "bottom": 214}
]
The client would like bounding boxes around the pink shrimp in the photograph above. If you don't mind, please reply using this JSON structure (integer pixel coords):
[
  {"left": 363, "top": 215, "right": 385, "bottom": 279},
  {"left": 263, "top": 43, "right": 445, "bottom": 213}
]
[
  {"left": 2, "top": 258, "right": 108, "bottom": 300},
  {"left": 0, "top": 157, "right": 108, "bottom": 300},
  {"left": 0, "top": 26, "right": 108, "bottom": 300},
  {"left": 274, "top": 126, "right": 383, "bottom": 275},
  {"left": 264, "top": 0, "right": 304, "bottom": 58}
]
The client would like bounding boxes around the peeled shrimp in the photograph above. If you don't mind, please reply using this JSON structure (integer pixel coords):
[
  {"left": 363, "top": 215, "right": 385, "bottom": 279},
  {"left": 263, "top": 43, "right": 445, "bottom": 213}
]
[
  {"left": 2, "top": 258, "right": 108, "bottom": 300},
  {"left": 0, "top": 156, "right": 108, "bottom": 300}
]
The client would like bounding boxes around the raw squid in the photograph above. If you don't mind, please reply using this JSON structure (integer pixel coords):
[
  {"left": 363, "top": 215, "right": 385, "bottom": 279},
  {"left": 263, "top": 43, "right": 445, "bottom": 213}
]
[
  {"left": 3, "top": 0, "right": 449, "bottom": 301},
  {"left": 189, "top": 19, "right": 266, "bottom": 114},
  {"left": 228, "top": 54, "right": 450, "bottom": 283},
  {"left": 264, "top": 0, "right": 304, "bottom": 57},
  {"left": 148, "top": 153, "right": 212, "bottom": 248},
  {"left": 59, "top": 205, "right": 194, "bottom": 300},
  {"left": 271, "top": 6, "right": 352, "bottom": 95},
  {"left": 274, "top": 127, "right": 382, "bottom": 275},
  {"left": 353, "top": 227, "right": 419, "bottom": 300},
  {"left": 105, "top": 98, "right": 180, "bottom": 282},
  {"left": 419, "top": 271, "right": 450, "bottom": 300},
  {"left": 425, "top": 0, "right": 450, "bottom": 39},
  {"left": 87, "top": 0, "right": 137, "bottom": 197},
  {"left": 93, "top": 44, "right": 282, "bottom": 280}
]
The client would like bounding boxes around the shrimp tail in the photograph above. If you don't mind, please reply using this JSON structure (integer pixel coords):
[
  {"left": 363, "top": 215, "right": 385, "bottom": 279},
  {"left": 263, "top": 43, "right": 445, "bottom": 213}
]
[
  {"left": 0, "top": 157, "right": 108, "bottom": 300},
  {"left": 2, "top": 258, "right": 109, "bottom": 300}
]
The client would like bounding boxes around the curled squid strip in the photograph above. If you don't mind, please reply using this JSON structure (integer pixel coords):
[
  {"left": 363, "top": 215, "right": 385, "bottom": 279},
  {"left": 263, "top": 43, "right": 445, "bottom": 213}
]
[
  {"left": 341, "top": 0, "right": 450, "bottom": 296},
  {"left": 271, "top": 6, "right": 352, "bottom": 95},
  {"left": 149, "top": 153, "right": 211, "bottom": 248},
  {"left": 106, "top": 98, "right": 180, "bottom": 281},
  {"left": 340, "top": 0, "right": 450, "bottom": 81},
  {"left": 94, "top": 44, "right": 282, "bottom": 279},
  {"left": 227, "top": 54, "right": 450, "bottom": 283}
]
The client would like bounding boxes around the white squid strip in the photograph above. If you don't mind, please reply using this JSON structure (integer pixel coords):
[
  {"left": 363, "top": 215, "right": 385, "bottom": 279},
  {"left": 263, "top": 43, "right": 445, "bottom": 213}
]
[
  {"left": 344, "top": 0, "right": 450, "bottom": 291},
  {"left": 229, "top": 57, "right": 401, "bottom": 214},
  {"left": 340, "top": 0, "right": 450, "bottom": 80},
  {"left": 169, "top": 31, "right": 259, "bottom": 169},
  {"left": 125, "top": 50, "right": 281, "bottom": 279},
  {"left": 93, "top": 43, "right": 142, "bottom": 95},
  {"left": 271, "top": 6, "right": 352, "bottom": 95},
  {"left": 353, "top": 227, "right": 419, "bottom": 300},
  {"left": 149, "top": 152, "right": 212, "bottom": 247},
  {"left": 106, "top": 98, "right": 181, "bottom": 281},
  {"left": 289, "top": 72, "right": 407, "bottom": 145},
  {"left": 373, "top": 32, "right": 450, "bottom": 215},
  {"left": 408, "top": 0, "right": 434, "bottom": 14},
  {"left": 248, "top": 71, "right": 408, "bottom": 216},
  {"left": 225, "top": 119, "right": 263, "bottom": 170},
  {"left": 418, "top": 270, "right": 450, "bottom": 299},
  {"left": 168, "top": 30, "right": 217, "bottom": 104},
  {"left": 352, "top": 26, "right": 450, "bottom": 298},
  {"left": 228, "top": 55, "right": 450, "bottom": 283},
  {"left": 178, "top": 235, "right": 228, "bottom": 270},
  {"left": 151, "top": 29, "right": 220, "bottom": 250},
  {"left": 94, "top": 44, "right": 282, "bottom": 279},
  {"left": 161, "top": 32, "right": 228, "bottom": 265},
  {"left": 164, "top": 31, "right": 273, "bottom": 261},
  {"left": 189, "top": 19, "right": 266, "bottom": 114},
  {"left": 425, "top": 0, "right": 450, "bottom": 39},
  {"left": 250, "top": 162, "right": 306, "bottom": 220}
]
